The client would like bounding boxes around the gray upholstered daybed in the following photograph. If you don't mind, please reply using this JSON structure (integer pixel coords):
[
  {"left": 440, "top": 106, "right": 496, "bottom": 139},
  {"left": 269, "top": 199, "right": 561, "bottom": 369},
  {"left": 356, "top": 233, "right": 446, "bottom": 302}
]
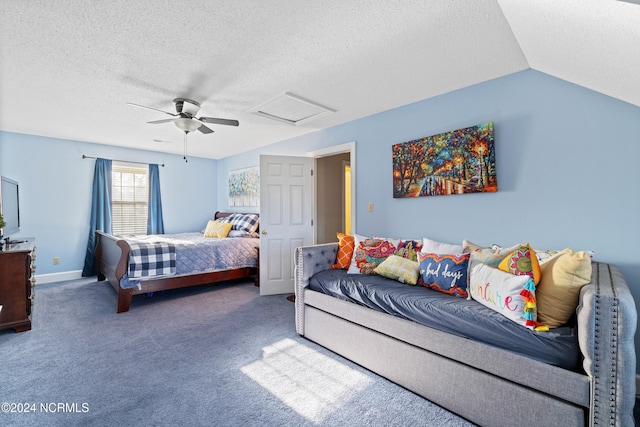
[{"left": 294, "top": 242, "right": 637, "bottom": 427}]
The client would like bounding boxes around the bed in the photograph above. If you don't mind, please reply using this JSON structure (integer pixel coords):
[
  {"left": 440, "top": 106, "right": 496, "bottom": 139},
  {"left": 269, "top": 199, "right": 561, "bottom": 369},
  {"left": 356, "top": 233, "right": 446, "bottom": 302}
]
[{"left": 94, "top": 211, "right": 260, "bottom": 313}]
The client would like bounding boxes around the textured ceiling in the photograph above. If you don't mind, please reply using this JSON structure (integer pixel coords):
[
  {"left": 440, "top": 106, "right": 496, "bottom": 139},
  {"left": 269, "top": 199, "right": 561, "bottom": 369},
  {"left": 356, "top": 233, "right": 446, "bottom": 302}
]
[{"left": 0, "top": 1, "right": 638, "bottom": 160}]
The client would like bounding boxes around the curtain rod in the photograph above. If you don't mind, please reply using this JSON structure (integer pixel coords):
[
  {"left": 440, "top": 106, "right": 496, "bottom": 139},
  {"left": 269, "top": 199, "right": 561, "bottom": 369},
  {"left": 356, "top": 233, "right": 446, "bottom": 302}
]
[{"left": 82, "top": 155, "right": 165, "bottom": 167}]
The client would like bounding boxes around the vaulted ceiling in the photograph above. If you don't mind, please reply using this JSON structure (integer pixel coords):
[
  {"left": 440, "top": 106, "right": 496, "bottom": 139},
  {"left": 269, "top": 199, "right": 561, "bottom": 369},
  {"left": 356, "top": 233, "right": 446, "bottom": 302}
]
[{"left": 1, "top": 1, "right": 639, "bottom": 160}]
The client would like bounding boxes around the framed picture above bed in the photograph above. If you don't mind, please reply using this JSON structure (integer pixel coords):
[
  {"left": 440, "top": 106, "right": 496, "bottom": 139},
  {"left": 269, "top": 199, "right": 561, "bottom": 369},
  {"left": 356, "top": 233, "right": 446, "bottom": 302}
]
[
  {"left": 392, "top": 121, "right": 497, "bottom": 198},
  {"left": 229, "top": 166, "right": 260, "bottom": 207}
]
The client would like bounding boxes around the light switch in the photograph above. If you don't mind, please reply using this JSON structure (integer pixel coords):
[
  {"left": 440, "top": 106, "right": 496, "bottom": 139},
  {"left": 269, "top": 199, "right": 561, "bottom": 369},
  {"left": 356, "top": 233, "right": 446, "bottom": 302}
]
[{"left": 368, "top": 202, "right": 374, "bottom": 212}]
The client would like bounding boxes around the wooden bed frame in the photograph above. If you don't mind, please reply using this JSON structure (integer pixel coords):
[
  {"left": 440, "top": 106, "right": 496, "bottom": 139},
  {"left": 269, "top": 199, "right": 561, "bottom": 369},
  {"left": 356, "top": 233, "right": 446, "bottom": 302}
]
[{"left": 94, "top": 212, "right": 259, "bottom": 313}]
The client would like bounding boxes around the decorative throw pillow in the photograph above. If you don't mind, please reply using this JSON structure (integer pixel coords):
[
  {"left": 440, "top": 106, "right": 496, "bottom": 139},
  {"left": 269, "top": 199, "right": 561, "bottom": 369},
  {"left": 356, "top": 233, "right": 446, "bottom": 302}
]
[
  {"left": 463, "top": 240, "right": 519, "bottom": 267},
  {"left": 417, "top": 252, "right": 470, "bottom": 297},
  {"left": 536, "top": 249, "right": 593, "bottom": 328},
  {"left": 226, "top": 213, "right": 260, "bottom": 233},
  {"left": 468, "top": 261, "right": 538, "bottom": 329},
  {"left": 533, "top": 248, "right": 561, "bottom": 264},
  {"left": 498, "top": 243, "right": 542, "bottom": 285},
  {"left": 422, "top": 237, "right": 463, "bottom": 255},
  {"left": 203, "top": 220, "right": 232, "bottom": 238},
  {"left": 219, "top": 213, "right": 238, "bottom": 223},
  {"left": 535, "top": 247, "right": 594, "bottom": 264},
  {"left": 395, "top": 239, "right": 423, "bottom": 261},
  {"left": 347, "top": 235, "right": 397, "bottom": 274},
  {"left": 331, "top": 232, "right": 355, "bottom": 269},
  {"left": 374, "top": 255, "right": 420, "bottom": 285}
]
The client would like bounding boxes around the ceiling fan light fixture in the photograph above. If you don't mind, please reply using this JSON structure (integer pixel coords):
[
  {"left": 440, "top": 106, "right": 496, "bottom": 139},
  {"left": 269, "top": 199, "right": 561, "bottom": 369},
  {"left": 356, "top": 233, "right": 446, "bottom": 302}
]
[
  {"left": 174, "top": 98, "right": 201, "bottom": 116},
  {"left": 174, "top": 117, "right": 201, "bottom": 133}
]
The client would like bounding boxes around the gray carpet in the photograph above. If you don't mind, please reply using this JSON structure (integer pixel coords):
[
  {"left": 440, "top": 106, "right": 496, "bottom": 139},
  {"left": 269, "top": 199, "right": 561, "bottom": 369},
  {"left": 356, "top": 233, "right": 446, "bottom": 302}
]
[{"left": 0, "top": 278, "right": 475, "bottom": 427}]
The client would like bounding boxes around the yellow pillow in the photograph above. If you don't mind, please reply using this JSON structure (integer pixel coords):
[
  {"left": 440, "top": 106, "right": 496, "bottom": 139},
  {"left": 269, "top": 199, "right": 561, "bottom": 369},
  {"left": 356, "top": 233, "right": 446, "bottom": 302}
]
[
  {"left": 204, "top": 220, "right": 232, "bottom": 238},
  {"left": 374, "top": 255, "right": 420, "bottom": 285},
  {"left": 536, "top": 249, "right": 592, "bottom": 328},
  {"left": 498, "top": 243, "right": 541, "bottom": 285}
]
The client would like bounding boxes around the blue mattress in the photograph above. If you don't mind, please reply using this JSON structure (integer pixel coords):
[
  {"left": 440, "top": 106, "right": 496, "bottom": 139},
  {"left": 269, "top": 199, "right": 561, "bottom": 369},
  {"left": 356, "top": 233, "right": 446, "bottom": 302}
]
[{"left": 309, "top": 269, "right": 580, "bottom": 370}]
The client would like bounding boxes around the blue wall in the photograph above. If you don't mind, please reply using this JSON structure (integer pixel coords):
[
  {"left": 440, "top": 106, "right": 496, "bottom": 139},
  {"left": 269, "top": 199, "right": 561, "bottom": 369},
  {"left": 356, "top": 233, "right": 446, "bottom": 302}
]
[
  {"left": 217, "top": 69, "right": 640, "bottom": 371},
  {"left": 218, "top": 70, "right": 640, "bottom": 288},
  {"left": 218, "top": 70, "right": 640, "bottom": 277},
  {"left": 0, "top": 132, "right": 218, "bottom": 277}
]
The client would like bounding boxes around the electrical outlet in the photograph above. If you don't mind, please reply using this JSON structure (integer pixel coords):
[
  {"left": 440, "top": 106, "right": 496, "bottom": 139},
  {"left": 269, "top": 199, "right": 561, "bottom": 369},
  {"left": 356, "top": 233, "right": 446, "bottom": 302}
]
[
  {"left": 53, "top": 257, "right": 60, "bottom": 265},
  {"left": 368, "top": 202, "right": 374, "bottom": 212}
]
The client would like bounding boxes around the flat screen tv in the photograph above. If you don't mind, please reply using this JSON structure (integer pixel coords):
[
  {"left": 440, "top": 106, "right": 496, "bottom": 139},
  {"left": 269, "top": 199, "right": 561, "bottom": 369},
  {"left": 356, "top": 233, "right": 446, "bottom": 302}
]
[{"left": 0, "top": 176, "right": 20, "bottom": 236}]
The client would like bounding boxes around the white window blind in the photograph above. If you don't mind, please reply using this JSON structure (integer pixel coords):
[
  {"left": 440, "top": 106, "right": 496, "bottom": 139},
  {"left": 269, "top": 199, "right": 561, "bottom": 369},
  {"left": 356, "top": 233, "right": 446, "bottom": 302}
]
[{"left": 112, "top": 162, "right": 148, "bottom": 235}]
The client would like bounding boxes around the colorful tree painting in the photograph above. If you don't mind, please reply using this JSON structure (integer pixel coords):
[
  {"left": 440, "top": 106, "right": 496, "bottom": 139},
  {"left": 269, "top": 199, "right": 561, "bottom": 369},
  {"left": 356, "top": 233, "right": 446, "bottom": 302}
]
[{"left": 392, "top": 122, "right": 497, "bottom": 198}]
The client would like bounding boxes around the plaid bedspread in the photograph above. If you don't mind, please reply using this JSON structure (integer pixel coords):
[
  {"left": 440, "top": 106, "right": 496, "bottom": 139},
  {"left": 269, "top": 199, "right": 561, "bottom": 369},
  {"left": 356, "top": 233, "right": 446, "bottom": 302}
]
[{"left": 128, "top": 242, "right": 176, "bottom": 279}]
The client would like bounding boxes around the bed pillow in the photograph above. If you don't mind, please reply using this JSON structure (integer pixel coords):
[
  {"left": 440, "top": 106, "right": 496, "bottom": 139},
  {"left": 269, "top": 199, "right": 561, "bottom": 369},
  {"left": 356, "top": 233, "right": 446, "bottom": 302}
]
[
  {"left": 331, "top": 232, "right": 355, "bottom": 269},
  {"left": 468, "top": 261, "right": 538, "bottom": 329},
  {"left": 463, "top": 240, "right": 519, "bottom": 267},
  {"left": 535, "top": 249, "right": 593, "bottom": 328},
  {"left": 218, "top": 213, "right": 237, "bottom": 223},
  {"left": 422, "top": 237, "right": 463, "bottom": 255},
  {"left": 204, "top": 220, "right": 233, "bottom": 238},
  {"left": 226, "top": 213, "right": 260, "bottom": 233},
  {"left": 498, "top": 243, "right": 541, "bottom": 285},
  {"left": 347, "top": 235, "right": 397, "bottom": 275},
  {"left": 374, "top": 255, "right": 420, "bottom": 285},
  {"left": 417, "top": 252, "right": 470, "bottom": 297}
]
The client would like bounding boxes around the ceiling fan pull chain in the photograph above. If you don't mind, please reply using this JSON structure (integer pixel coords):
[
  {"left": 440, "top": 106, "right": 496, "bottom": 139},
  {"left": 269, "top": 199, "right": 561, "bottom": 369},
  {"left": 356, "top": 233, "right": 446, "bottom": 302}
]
[{"left": 183, "top": 132, "right": 188, "bottom": 162}]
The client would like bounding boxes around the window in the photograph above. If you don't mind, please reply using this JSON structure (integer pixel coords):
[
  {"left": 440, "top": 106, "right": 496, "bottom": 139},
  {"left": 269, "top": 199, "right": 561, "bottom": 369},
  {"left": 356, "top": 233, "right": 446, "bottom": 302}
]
[{"left": 112, "top": 162, "right": 148, "bottom": 235}]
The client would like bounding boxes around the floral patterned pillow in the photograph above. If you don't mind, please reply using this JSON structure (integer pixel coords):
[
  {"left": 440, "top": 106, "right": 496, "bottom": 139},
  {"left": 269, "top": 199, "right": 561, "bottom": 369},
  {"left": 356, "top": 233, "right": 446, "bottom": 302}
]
[
  {"left": 347, "top": 235, "right": 398, "bottom": 274},
  {"left": 498, "top": 243, "right": 541, "bottom": 285}
]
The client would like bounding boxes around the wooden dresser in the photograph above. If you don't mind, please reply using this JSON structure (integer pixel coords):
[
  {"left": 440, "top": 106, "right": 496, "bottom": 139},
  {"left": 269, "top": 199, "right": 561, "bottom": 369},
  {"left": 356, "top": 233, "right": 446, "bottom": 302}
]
[{"left": 0, "top": 238, "right": 36, "bottom": 332}]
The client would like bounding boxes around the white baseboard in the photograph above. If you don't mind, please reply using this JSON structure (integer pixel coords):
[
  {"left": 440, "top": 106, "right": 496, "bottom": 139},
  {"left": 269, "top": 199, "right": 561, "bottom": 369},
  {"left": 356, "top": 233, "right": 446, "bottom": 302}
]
[{"left": 34, "top": 270, "right": 83, "bottom": 285}]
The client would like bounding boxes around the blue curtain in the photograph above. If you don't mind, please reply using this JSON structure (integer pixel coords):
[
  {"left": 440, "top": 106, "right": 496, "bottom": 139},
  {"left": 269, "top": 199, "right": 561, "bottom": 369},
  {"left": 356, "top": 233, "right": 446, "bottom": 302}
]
[
  {"left": 147, "top": 163, "right": 165, "bottom": 234},
  {"left": 82, "top": 158, "right": 112, "bottom": 277}
]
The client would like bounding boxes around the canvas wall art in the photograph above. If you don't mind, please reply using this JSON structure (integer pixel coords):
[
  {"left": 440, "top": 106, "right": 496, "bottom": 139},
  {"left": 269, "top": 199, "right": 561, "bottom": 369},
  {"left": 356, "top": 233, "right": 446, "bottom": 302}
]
[
  {"left": 229, "top": 166, "right": 260, "bottom": 207},
  {"left": 392, "top": 122, "right": 497, "bottom": 198}
]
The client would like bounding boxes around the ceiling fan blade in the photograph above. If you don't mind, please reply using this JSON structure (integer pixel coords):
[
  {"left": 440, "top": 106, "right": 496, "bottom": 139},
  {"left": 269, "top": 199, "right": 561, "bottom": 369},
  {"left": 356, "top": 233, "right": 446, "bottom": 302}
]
[
  {"left": 147, "top": 118, "right": 175, "bottom": 124},
  {"left": 198, "top": 116, "right": 240, "bottom": 127},
  {"left": 127, "top": 102, "right": 178, "bottom": 117},
  {"left": 198, "top": 124, "right": 214, "bottom": 134}
]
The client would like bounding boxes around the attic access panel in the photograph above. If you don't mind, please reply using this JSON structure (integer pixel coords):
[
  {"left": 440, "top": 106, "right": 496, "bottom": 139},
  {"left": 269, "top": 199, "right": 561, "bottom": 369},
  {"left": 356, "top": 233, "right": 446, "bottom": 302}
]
[{"left": 250, "top": 93, "right": 335, "bottom": 125}]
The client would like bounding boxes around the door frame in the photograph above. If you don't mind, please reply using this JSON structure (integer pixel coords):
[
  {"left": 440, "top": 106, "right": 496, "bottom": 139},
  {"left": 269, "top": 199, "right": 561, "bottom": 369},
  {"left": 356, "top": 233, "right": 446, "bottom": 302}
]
[{"left": 308, "top": 141, "right": 357, "bottom": 241}]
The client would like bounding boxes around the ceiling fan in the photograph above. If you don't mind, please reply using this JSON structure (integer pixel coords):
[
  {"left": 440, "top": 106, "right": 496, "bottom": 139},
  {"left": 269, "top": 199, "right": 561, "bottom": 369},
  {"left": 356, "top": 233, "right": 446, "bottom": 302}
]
[{"left": 127, "top": 98, "right": 239, "bottom": 134}]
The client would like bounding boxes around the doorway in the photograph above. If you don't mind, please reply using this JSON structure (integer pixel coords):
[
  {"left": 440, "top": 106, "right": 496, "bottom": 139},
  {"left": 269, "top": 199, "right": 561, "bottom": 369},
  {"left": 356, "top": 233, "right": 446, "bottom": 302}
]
[{"left": 315, "top": 150, "right": 352, "bottom": 244}]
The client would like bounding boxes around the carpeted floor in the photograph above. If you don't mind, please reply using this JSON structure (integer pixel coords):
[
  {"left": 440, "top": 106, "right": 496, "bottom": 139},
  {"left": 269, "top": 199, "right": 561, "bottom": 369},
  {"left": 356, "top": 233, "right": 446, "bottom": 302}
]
[{"left": 0, "top": 278, "right": 475, "bottom": 427}]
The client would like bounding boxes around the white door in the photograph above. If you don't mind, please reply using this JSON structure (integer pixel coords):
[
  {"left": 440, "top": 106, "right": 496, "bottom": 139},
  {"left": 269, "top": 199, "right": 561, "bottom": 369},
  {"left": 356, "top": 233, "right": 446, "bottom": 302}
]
[{"left": 259, "top": 155, "right": 314, "bottom": 295}]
